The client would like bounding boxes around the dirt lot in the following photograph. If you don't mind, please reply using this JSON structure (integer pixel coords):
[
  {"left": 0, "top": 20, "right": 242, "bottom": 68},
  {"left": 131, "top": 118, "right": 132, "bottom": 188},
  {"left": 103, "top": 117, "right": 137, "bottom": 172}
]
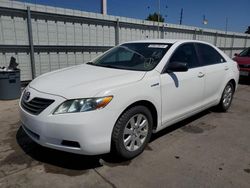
[{"left": 0, "top": 78, "right": 250, "bottom": 188}]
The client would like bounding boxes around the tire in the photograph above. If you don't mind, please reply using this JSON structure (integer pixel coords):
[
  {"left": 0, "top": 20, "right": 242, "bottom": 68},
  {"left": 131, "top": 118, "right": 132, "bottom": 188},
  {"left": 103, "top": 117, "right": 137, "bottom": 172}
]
[
  {"left": 111, "top": 106, "right": 153, "bottom": 159},
  {"left": 216, "top": 82, "right": 235, "bottom": 112}
]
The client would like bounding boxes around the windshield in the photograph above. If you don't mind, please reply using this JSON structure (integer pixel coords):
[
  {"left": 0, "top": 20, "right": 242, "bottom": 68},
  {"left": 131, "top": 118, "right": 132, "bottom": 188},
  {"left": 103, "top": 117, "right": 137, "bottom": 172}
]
[
  {"left": 239, "top": 48, "right": 250, "bottom": 57},
  {"left": 89, "top": 43, "right": 172, "bottom": 71}
]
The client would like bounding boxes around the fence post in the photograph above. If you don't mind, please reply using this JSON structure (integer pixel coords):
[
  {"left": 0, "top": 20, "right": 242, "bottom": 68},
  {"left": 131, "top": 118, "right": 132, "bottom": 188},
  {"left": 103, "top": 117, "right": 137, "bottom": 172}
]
[
  {"left": 224, "top": 33, "right": 227, "bottom": 50},
  {"left": 161, "top": 24, "right": 165, "bottom": 39},
  {"left": 244, "top": 35, "right": 248, "bottom": 48},
  {"left": 230, "top": 34, "right": 235, "bottom": 58},
  {"left": 115, "top": 18, "right": 119, "bottom": 45},
  {"left": 193, "top": 29, "right": 197, "bottom": 40},
  {"left": 27, "top": 7, "right": 35, "bottom": 79},
  {"left": 214, "top": 32, "right": 218, "bottom": 46}
]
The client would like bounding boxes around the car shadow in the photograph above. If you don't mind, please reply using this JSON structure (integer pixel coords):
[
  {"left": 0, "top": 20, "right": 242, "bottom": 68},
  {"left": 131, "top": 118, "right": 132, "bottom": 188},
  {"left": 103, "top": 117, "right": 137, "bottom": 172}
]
[
  {"left": 150, "top": 110, "right": 210, "bottom": 142},
  {"left": 16, "top": 109, "right": 211, "bottom": 171},
  {"left": 16, "top": 127, "right": 103, "bottom": 170},
  {"left": 168, "top": 73, "right": 179, "bottom": 88},
  {"left": 239, "top": 76, "right": 250, "bottom": 85},
  {"left": 16, "top": 127, "right": 131, "bottom": 171}
]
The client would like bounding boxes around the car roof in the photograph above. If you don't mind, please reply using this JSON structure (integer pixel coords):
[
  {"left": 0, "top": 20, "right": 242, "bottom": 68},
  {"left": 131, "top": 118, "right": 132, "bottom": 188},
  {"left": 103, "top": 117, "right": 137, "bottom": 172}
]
[{"left": 121, "top": 39, "right": 212, "bottom": 45}]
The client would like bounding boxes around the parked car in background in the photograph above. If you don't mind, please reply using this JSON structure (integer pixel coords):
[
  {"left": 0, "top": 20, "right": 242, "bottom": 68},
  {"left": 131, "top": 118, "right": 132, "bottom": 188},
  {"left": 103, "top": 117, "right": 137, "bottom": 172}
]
[
  {"left": 19, "top": 40, "right": 239, "bottom": 159},
  {"left": 233, "top": 47, "right": 250, "bottom": 77}
]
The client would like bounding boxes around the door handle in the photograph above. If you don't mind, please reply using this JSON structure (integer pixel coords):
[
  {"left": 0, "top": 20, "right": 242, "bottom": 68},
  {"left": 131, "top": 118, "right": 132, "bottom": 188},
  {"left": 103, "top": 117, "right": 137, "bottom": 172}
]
[
  {"left": 225, "top": 66, "right": 229, "bottom": 70},
  {"left": 197, "top": 72, "right": 205, "bottom": 78}
]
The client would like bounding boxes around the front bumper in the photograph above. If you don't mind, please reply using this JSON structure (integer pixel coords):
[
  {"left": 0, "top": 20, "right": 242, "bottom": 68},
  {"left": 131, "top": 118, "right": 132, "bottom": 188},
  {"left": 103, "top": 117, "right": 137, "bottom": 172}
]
[{"left": 19, "top": 87, "right": 118, "bottom": 155}]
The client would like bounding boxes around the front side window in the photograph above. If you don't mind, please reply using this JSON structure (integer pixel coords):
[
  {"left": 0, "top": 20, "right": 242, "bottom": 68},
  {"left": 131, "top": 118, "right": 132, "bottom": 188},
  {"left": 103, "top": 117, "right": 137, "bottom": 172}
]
[
  {"left": 239, "top": 48, "right": 250, "bottom": 57},
  {"left": 196, "top": 43, "right": 226, "bottom": 65},
  {"left": 89, "top": 43, "right": 172, "bottom": 71},
  {"left": 168, "top": 43, "right": 199, "bottom": 69}
]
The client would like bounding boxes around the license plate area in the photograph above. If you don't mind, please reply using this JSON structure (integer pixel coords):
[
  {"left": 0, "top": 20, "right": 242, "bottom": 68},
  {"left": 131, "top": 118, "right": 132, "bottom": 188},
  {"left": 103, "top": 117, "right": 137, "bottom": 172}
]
[{"left": 240, "top": 71, "right": 249, "bottom": 76}]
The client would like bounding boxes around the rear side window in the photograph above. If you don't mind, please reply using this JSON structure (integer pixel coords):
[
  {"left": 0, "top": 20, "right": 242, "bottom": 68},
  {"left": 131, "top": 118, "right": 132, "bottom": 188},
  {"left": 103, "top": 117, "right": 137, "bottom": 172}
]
[
  {"left": 196, "top": 43, "right": 226, "bottom": 66},
  {"left": 169, "top": 43, "right": 199, "bottom": 69}
]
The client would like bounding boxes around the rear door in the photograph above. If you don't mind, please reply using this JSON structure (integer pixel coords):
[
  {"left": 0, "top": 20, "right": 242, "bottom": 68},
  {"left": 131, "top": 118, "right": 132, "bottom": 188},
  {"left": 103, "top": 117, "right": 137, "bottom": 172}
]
[{"left": 195, "top": 43, "right": 228, "bottom": 105}]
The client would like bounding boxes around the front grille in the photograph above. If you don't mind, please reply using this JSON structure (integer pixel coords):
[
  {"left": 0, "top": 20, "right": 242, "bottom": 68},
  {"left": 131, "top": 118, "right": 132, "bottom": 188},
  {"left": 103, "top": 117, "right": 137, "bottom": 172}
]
[
  {"left": 21, "top": 97, "right": 54, "bottom": 115},
  {"left": 239, "top": 64, "right": 250, "bottom": 68}
]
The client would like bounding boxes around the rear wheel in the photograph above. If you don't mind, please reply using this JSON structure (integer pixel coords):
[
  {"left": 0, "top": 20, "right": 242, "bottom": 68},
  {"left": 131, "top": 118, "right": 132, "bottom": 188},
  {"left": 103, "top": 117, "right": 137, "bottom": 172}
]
[
  {"left": 111, "top": 106, "right": 153, "bottom": 159},
  {"left": 216, "top": 82, "right": 234, "bottom": 112}
]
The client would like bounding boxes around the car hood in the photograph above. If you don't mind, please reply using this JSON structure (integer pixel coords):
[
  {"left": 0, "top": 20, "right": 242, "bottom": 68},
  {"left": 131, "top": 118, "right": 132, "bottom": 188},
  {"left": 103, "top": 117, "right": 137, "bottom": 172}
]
[
  {"left": 233, "top": 56, "right": 250, "bottom": 64},
  {"left": 30, "top": 64, "right": 146, "bottom": 99}
]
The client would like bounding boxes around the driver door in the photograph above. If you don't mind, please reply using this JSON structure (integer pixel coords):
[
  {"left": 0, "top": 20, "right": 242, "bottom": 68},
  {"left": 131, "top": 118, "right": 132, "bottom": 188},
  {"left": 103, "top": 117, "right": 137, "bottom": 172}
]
[{"left": 160, "top": 43, "right": 205, "bottom": 126}]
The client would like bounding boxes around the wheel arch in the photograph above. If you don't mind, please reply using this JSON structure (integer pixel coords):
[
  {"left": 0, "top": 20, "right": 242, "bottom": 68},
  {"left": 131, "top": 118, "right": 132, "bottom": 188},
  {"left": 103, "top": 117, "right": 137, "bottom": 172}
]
[
  {"left": 117, "top": 100, "right": 159, "bottom": 131},
  {"left": 228, "top": 79, "right": 236, "bottom": 91}
]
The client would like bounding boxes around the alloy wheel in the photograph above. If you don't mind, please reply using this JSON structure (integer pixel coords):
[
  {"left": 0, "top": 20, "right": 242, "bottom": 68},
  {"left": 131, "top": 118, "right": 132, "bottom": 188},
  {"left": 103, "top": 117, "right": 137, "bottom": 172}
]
[
  {"left": 123, "top": 114, "right": 149, "bottom": 152},
  {"left": 222, "top": 84, "right": 233, "bottom": 108}
]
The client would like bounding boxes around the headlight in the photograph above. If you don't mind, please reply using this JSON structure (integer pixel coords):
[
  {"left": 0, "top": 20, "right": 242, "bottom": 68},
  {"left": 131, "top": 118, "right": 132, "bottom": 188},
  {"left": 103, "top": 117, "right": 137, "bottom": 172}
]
[{"left": 53, "top": 96, "right": 113, "bottom": 115}]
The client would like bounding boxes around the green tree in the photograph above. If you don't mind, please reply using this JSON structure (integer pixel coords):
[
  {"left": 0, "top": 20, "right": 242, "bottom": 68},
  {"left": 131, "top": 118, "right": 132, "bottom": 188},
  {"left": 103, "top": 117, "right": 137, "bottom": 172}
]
[
  {"left": 245, "top": 26, "right": 250, "bottom": 34},
  {"left": 146, "top": 12, "right": 164, "bottom": 22}
]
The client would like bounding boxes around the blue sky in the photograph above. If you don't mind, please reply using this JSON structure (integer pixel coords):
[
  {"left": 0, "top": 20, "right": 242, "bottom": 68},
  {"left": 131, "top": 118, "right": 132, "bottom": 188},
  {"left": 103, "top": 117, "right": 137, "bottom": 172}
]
[{"left": 17, "top": 0, "right": 250, "bottom": 33}]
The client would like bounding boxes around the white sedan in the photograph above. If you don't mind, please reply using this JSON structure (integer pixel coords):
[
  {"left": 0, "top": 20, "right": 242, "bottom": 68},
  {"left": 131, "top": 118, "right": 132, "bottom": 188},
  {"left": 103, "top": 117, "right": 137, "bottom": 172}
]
[{"left": 19, "top": 40, "right": 239, "bottom": 159}]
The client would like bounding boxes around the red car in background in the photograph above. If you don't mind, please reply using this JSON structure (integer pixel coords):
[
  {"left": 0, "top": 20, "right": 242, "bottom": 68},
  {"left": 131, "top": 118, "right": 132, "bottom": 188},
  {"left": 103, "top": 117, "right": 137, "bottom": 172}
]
[{"left": 233, "top": 47, "right": 250, "bottom": 77}]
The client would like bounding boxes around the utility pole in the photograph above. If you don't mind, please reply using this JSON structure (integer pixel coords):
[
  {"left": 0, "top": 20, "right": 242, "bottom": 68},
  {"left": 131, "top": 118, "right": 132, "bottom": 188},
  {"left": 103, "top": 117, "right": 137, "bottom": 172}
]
[
  {"left": 225, "top": 17, "right": 228, "bottom": 34},
  {"left": 179, "top": 8, "right": 183, "bottom": 25},
  {"left": 157, "top": 0, "right": 160, "bottom": 39},
  {"left": 101, "top": 0, "right": 107, "bottom": 15},
  {"left": 224, "top": 17, "right": 228, "bottom": 49}
]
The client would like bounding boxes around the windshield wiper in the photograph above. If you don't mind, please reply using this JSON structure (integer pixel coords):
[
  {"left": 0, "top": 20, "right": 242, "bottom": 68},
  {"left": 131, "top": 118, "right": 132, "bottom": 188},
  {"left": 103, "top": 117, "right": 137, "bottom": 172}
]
[
  {"left": 99, "top": 64, "right": 121, "bottom": 69},
  {"left": 87, "top": 62, "right": 120, "bottom": 69},
  {"left": 86, "top": 62, "right": 102, "bottom": 67},
  {"left": 86, "top": 62, "right": 94, "bottom": 65}
]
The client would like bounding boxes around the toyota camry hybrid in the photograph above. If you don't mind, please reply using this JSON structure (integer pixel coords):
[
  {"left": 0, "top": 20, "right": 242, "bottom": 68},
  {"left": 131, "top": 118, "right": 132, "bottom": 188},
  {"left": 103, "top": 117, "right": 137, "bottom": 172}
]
[{"left": 19, "top": 40, "right": 239, "bottom": 159}]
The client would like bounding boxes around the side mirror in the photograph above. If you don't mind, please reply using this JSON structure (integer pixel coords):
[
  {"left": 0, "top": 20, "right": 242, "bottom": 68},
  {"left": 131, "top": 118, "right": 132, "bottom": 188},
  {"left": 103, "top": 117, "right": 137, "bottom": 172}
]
[
  {"left": 234, "top": 53, "right": 239, "bottom": 57},
  {"left": 166, "top": 61, "right": 188, "bottom": 72}
]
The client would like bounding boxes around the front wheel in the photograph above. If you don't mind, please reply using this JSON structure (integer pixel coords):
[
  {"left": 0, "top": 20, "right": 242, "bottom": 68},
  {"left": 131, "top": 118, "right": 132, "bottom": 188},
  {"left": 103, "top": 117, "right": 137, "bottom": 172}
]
[
  {"left": 111, "top": 106, "right": 153, "bottom": 159},
  {"left": 216, "top": 82, "right": 234, "bottom": 112}
]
